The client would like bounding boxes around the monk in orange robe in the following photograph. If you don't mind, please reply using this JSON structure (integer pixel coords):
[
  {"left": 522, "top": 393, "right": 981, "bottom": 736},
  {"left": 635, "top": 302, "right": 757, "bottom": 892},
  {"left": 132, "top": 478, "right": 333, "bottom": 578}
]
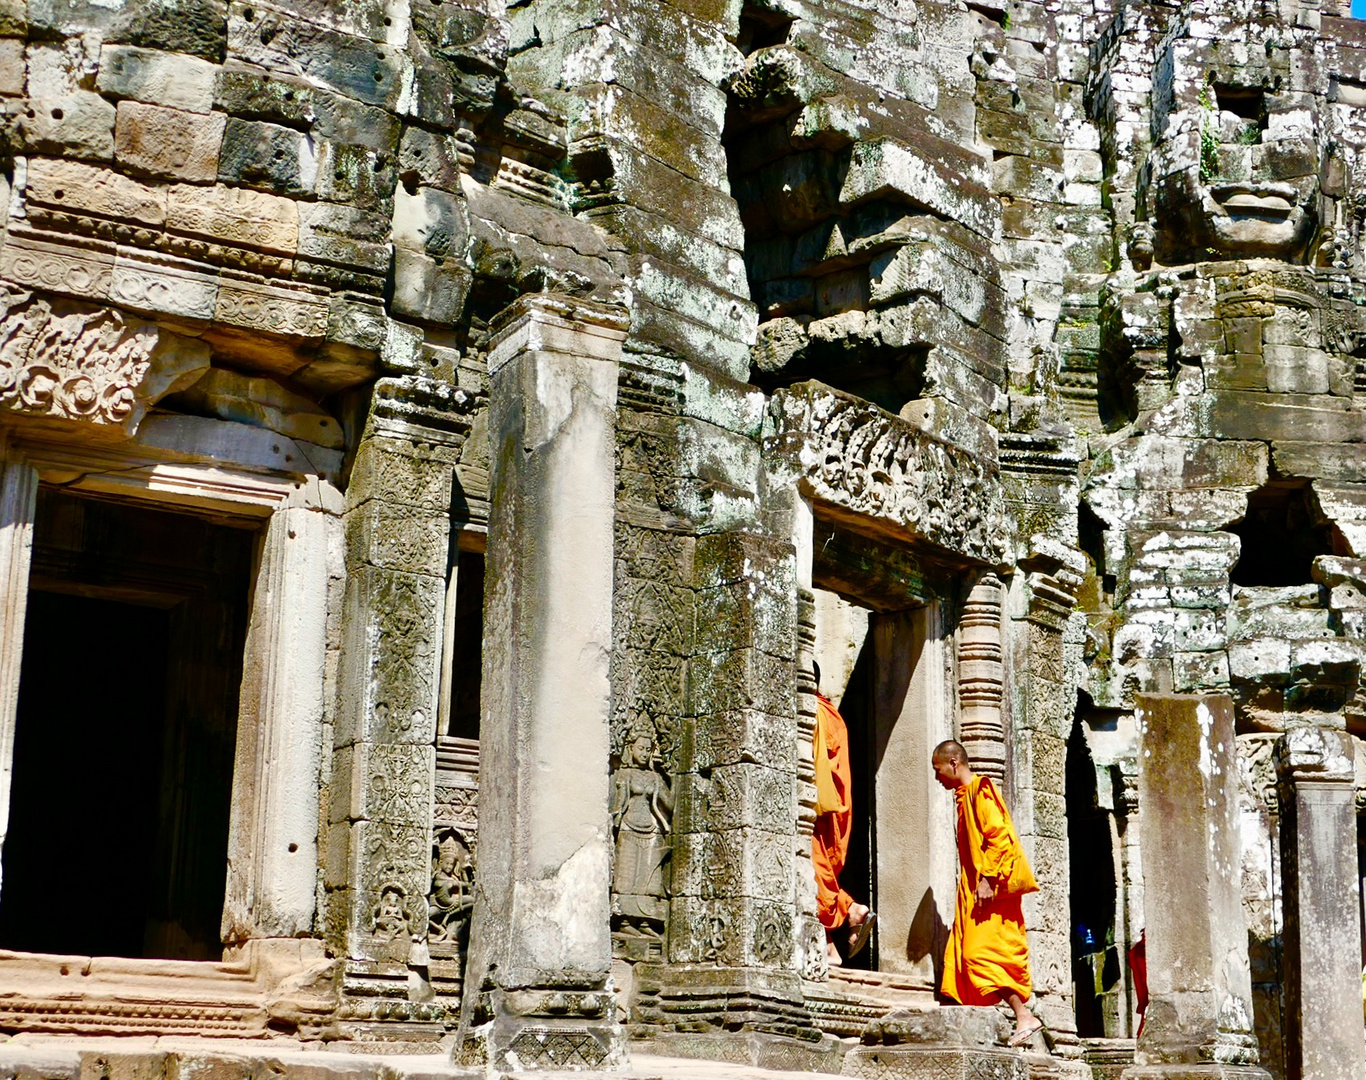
[
  {"left": 932, "top": 739, "right": 1041, "bottom": 1046},
  {"left": 813, "top": 670, "right": 875, "bottom": 966}
]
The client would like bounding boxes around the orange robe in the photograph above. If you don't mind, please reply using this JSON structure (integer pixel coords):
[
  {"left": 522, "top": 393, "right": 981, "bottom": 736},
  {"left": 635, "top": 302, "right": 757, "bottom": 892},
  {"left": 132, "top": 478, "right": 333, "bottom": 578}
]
[
  {"left": 941, "top": 776, "right": 1032, "bottom": 1006},
  {"left": 812, "top": 693, "right": 854, "bottom": 930}
]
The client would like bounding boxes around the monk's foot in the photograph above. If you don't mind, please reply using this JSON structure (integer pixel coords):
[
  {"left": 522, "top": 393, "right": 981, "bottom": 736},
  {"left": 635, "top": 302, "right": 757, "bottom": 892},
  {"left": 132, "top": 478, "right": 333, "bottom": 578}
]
[
  {"left": 826, "top": 941, "right": 843, "bottom": 967},
  {"left": 1007, "top": 1017, "right": 1044, "bottom": 1048}
]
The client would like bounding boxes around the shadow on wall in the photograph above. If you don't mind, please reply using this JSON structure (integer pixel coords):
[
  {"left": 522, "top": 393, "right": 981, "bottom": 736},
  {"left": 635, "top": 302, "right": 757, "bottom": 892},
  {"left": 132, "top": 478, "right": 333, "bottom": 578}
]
[{"left": 906, "top": 887, "right": 948, "bottom": 992}]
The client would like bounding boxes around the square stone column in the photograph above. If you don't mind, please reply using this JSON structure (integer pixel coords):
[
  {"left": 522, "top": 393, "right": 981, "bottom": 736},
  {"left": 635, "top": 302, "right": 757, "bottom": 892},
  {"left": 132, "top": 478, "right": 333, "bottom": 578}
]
[
  {"left": 0, "top": 450, "right": 37, "bottom": 897},
  {"left": 1122, "top": 694, "right": 1270, "bottom": 1080},
  {"left": 458, "top": 295, "right": 628, "bottom": 1072},
  {"left": 1275, "top": 726, "right": 1366, "bottom": 1080},
  {"left": 224, "top": 482, "right": 342, "bottom": 942}
]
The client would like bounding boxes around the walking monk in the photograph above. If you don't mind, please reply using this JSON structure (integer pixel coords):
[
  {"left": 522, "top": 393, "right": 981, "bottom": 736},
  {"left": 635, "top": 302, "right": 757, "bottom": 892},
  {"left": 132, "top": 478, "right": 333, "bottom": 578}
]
[
  {"left": 932, "top": 739, "right": 1042, "bottom": 1046},
  {"left": 812, "top": 664, "right": 875, "bottom": 967}
]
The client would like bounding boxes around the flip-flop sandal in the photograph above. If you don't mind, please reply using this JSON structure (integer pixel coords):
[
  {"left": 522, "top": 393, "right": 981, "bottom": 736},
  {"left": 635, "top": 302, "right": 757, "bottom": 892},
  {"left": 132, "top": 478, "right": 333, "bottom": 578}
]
[
  {"left": 846, "top": 910, "right": 877, "bottom": 958},
  {"left": 1007, "top": 1020, "right": 1044, "bottom": 1048}
]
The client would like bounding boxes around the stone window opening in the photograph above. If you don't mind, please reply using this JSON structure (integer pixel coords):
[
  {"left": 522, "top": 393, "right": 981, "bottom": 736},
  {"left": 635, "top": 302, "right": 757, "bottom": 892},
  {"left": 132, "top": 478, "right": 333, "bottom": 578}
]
[
  {"left": 0, "top": 488, "right": 256, "bottom": 961},
  {"left": 1078, "top": 500, "right": 1115, "bottom": 600},
  {"left": 437, "top": 528, "right": 486, "bottom": 745},
  {"left": 1212, "top": 84, "right": 1268, "bottom": 147},
  {"left": 736, "top": 3, "right": 793, "bottom": 58},
  {"left": 1229, "top": 480, "right": 1339, "bottom": 588}
]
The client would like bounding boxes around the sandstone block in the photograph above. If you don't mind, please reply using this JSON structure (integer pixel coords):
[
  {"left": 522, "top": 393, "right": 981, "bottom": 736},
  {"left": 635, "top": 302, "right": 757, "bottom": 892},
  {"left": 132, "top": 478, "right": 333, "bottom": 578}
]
[
  {"left": 298, "top": 201, "right": 392, "bottom": 274},
  {"left": 1207, "top": 391, "right": 1365, "bottom": 443},
  {"left": 213, "top": 277, "right": 329, "bottom": 339},
  {"left": 25, "top": 157, "right": 166, "bottom": 225},
  {"left": 96, "top": 44, "right": 218, "bottom": 112},
  {"left": 397, "top": 125, "right": 461, "bottom": 191},
  {"left": 391, "top": 247, "right": 471, "bottom": 325},
  {"left": 0, "top": 37, "right": 22, "bottom": 96},
  {"left": 218, "top": 117, "right": 317, "bottom": 196},
  {"left": 115, "top": 101, "right": 226, "bottom": 181},
  {"left": 842, "top": 137, "right": 999, "bottom": 240},
  {"left": 105, "top": 0, "right": 228, "bottom": 61},
  {"left": 315, "top": 139, "right": 396, "bottom": 210},
  {"left": 392, "top": 185, "right": 467, "bottom": 258},
  {"left": 17, "top": 92, "right": 116, "bottom": 160},
  {"left": 173, "top": 367, "right": 343, "bottom": 449},
  {"left": 226, "top": 2, "right": 411, "bottom": 111}
]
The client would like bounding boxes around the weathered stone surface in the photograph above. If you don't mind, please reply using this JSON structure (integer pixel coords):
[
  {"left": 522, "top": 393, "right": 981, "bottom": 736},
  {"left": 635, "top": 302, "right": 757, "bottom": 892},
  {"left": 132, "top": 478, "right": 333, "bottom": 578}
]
[
  {"left": 115, "top": 101, "right": 226, "bottom": 181},
  {"left": 96, "top": 44, "right": 218, "bottom": 112}
]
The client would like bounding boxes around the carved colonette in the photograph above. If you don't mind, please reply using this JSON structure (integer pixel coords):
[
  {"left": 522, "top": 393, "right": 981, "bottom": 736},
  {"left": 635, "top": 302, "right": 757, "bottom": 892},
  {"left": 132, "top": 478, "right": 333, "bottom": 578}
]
[{"left": 459, "top": 295, "right": 629, "bottom": 1070}]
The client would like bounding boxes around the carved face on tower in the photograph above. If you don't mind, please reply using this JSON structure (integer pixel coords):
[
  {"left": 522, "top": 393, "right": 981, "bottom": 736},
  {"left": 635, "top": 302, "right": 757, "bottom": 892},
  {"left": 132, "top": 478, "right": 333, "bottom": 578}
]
[{"left": 1146, "top": 27, "right": 1324, "bottom": 266}]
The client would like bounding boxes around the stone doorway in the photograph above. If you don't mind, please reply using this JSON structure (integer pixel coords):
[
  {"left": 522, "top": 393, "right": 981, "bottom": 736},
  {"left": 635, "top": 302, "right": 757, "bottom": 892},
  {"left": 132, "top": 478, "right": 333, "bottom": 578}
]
[
  {"left": 0, "top": 489, "right": 256, "bottom": 961},
  {"left": 810, "top": 576, "right": 955, "bottom": 988}
]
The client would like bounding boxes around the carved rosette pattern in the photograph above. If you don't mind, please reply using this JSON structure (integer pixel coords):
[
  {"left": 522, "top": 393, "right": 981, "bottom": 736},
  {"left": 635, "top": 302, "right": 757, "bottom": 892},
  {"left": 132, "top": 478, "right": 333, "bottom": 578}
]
[
  {"left": 767, "top": 383, "right": 1008, "bottom": 567},
  {"left": 0, "top": 295, "right": 159, "bottom": 425},
  {"left": 959, "top": 574, "right": 1006, "bottom": 781}
]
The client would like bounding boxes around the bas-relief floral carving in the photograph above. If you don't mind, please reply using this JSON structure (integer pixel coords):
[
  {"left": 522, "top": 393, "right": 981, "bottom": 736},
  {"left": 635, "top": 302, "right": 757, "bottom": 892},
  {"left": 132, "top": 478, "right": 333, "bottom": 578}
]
[
  {"left": 0, "top": 291, "right": 209, "bottom": 432},
  {"left": 767, "top": 382, "right": 1008, "bottom": 568}
]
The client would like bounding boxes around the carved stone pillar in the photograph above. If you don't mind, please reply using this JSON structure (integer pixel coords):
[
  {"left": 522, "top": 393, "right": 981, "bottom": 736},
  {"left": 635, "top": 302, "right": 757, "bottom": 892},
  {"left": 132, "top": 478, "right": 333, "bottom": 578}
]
[
  {"left": 1122, "top": 694, "right": 1270, "bottom": 1080},
  {"left": 1275, "top": 726, "right": 1366, "bottom": 1080},
  {"left": 958, "top": 572, "right": 1006, "bottom": 781},
  {"left": 0, "top": 448, "right": 37, "bottom": 897},
  {"left": 458, "top": 295, "right": 628, "bottom": 1071},
  {"left": 325, "top": 383, "right": 460, "bottom": 1038},
  {"left": 635, "top": 528, "right": 824, "bottom": 1063}
]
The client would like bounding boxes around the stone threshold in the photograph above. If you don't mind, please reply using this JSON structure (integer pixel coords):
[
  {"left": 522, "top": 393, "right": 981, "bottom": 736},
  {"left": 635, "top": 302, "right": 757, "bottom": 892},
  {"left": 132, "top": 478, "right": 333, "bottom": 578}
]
[{"left": 0, "top": 942, "right": 330, "bottom": 1040}]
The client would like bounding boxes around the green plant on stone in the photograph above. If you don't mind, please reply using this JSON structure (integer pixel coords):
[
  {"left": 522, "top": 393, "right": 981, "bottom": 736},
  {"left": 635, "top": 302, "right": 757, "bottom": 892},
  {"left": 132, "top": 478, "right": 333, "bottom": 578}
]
[{"left": 1197, "top": 81, "right": 1219, "bottom": 182}]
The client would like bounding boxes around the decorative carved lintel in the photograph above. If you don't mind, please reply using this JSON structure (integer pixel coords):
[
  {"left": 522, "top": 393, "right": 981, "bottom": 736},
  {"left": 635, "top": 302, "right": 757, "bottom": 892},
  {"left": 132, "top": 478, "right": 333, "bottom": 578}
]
[
  {"left": 0, "top": 291, "right": 209, "bottom": 434},
  {"left": 767, "top": 381, "right": 1010, "bottom": 569}
]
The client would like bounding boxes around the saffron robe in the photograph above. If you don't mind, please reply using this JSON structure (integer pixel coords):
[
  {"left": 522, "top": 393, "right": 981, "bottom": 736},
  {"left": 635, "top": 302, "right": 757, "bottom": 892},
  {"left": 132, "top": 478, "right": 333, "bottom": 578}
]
[
  {"left": 812, "top": 693, "right": 854, "bottom": 929},
  {"left": 941, "top": 775, "right": 1032, "bottom": 1005}
]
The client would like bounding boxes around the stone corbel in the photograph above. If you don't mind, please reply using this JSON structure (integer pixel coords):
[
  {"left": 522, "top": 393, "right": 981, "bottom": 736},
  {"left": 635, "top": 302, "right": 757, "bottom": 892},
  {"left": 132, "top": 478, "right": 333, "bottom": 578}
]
[
  {"left": 1275, "top": 724, "right": 1355, "bottom": 788},
  {"left": 1020, "top": 535, "right": 1086, "bottom": 630}
]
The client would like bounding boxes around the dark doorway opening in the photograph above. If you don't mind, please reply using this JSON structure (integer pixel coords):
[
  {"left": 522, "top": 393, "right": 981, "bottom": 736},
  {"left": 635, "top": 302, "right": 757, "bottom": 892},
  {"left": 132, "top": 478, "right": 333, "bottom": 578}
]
[
  {"left": 1066, "top": 709, "right": 1119, "bottom": 1037},
  {"left": 1230, "top": 481, "right": 1337, "bottom": 587},
  {"left": 0, "top": 490, "right": 255, "bottom": 960}
]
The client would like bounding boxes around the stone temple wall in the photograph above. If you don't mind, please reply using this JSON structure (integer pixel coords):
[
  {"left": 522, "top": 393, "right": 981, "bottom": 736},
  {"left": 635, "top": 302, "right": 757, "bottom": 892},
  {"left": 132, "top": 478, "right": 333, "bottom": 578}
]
[{"left": 0, "top": 0, "right": 1359, "bottom": 1077}]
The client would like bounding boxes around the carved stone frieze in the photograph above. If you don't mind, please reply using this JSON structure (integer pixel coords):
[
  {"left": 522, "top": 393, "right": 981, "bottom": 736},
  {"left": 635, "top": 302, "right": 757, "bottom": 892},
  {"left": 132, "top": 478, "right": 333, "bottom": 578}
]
[
  {"left": 0, "top": 291, "right": 209, "bottom": 433},
  {"left": 768, "top": 381, "right": 1009, "bottom": 568}
]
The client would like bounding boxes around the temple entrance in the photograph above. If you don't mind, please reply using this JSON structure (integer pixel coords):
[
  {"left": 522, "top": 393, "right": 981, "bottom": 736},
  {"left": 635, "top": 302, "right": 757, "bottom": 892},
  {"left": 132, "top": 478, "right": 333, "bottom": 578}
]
[
  {"left": 0, "top": 489, "right": 256, "bottom": 960},
  {"left": 810, "top": 516, "right": 956, "bottom": 988}
]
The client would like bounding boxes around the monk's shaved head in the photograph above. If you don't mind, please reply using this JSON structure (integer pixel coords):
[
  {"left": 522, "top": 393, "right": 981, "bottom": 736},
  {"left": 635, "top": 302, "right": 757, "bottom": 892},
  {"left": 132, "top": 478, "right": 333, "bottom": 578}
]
[{"left": 932, "top": 739, "right": 969, "bottom": 765}]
